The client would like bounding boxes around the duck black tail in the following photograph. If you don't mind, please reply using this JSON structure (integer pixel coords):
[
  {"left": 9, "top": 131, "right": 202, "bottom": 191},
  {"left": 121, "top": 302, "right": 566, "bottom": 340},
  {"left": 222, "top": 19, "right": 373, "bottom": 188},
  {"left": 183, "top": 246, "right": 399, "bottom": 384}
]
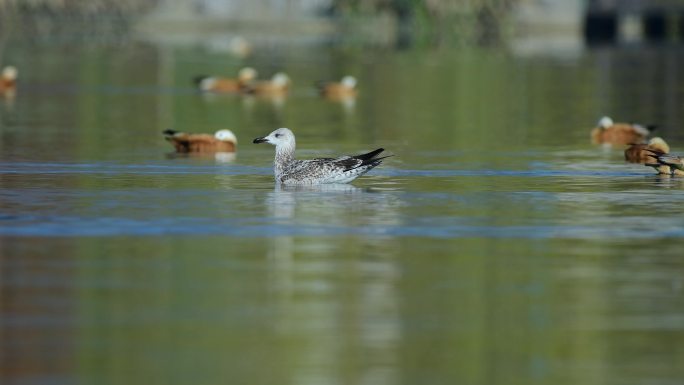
[
  {"left": 193, "top": 75, "right": 209, "bottom": 87},
  {"left": 163, "top": 129, "right": 179, "bottom": 138}
]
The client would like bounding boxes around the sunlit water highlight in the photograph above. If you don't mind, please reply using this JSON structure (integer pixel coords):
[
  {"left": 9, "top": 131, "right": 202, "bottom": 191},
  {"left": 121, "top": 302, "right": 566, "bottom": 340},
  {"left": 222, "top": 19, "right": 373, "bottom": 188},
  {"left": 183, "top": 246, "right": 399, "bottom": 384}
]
[{"left": 2, "top": 159, "right": 684, "bottom": 240}]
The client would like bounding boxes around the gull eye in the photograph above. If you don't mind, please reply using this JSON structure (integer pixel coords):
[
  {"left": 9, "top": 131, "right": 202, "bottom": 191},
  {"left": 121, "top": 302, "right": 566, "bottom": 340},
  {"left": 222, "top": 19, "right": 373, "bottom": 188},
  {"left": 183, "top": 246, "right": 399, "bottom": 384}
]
[{"left": 275, "top": 133, "right": 281, "bottom": 138}]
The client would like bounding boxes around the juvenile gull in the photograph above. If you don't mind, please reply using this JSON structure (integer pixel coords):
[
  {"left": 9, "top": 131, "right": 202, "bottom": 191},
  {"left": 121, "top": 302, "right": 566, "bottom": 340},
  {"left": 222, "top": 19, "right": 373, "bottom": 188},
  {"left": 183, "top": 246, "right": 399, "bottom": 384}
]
[{"left": 253, "top": 127, "right": 389, "bottom": 185}]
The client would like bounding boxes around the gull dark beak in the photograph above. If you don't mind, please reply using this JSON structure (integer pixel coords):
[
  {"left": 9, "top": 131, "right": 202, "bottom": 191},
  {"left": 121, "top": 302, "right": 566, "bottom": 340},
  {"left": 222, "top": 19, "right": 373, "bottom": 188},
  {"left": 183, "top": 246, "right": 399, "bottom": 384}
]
[{"left": 253, "top": 137, "right": 268, "bottom": 144}]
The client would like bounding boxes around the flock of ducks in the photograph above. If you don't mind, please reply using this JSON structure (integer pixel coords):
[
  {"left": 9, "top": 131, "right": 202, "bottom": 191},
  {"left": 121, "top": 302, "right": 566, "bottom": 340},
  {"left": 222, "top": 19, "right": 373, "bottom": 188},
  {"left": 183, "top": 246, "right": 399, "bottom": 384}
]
[
  {"left": 5, "top": 61, "right": 684, "bottom": 184},
  {"left": 193, "top": 66, "right": 358, "bottom": 100},
  {"left": 592, "top": 116, "right": 684, "bottom": 176}
]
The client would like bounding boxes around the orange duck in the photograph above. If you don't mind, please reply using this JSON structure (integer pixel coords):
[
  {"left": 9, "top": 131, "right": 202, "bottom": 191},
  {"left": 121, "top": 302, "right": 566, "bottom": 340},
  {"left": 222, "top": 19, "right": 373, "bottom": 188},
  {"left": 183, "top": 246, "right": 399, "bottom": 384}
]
[
  {"left": 242, "top": 72, "right": 290, "bottom": 96},
  {"left": 591, "top": 116, "right": 655, "bottom": 145},
  {"left": 163, "top": 129, "right": 237, "bottom": 153},
  {"left": 624, "top": 137, "right": 671, "bottom": 174},
  {"left": 317, "top": 75, "right": 357, "bottom": 100},
  {"left": 0, "top": 66, "right": 18, "bottom": 95},
  {"left": 194, "top": 67, "right": 257, "bottom": 93},
  {"left": 643, "top": 148, "right": 684, "bottom": 176}
]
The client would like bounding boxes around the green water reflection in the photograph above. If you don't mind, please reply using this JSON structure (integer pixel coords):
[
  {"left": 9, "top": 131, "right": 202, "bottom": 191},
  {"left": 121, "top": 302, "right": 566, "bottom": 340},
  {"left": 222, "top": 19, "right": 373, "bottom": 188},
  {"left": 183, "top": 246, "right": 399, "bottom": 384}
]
[{"left": 3, "top": 237, "right": 683, "bottom": 385}]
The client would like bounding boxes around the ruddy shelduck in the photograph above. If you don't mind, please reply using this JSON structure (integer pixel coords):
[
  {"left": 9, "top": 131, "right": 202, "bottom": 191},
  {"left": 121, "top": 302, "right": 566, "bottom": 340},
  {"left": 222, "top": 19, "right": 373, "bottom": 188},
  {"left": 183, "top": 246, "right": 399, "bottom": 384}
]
[
  {"left": 242, "top": 72, "right": 290, "bottom": 96},
  {"left": 0, "top": 66, "right": 18, "bottom": 94},
  {"left": 194, "top": 67, "right": 257, "bottom": 93},
  {"left": 644, "top": 149, "right": 684, "bottom": 176},
  {"left": 228, "top": 36, "right": 252, "bottom": 58},
  {"left": 624, "top": 137, "right": 671, "bottom": 174},
  {"left": 163, "top": 129, "right": 237, "bottom": 153},
  {"left": 317, "top": 76, "right": 357, "bottom": 100},
  {"left": 591, "top": 116, "right": 655, "bottom": 145}
]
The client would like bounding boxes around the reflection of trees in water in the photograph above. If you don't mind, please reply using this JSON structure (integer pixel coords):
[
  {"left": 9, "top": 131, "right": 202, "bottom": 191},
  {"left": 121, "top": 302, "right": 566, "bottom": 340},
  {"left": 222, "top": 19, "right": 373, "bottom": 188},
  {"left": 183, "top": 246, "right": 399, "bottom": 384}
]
[{"left": 264, "top": 184, "right": 402, "bottom": 385}]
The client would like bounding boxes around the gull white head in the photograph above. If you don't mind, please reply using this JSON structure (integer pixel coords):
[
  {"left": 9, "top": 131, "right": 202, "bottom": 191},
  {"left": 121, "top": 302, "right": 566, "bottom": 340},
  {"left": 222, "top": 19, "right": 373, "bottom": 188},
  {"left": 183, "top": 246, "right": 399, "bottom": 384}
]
[
  {"left": 2, "top": 66, "right": 17, "bottom": 80},
  {"left": 271, "top": 72, "right": 291, "bottom": 87},
  {"left": 598, "top": 116, "right": 614, "bottom": 128},
  {"left": 214, "top": 129, "right": 237, "bottom": 144},
  {"left": 341, "top": 75, "right": 357, "bottom": 88},
  {"left": 238, "top": 67, "right": 257, "bottom": 82},
  {"left": 253, "top": 127, "right": 294, "bottom": 147}
]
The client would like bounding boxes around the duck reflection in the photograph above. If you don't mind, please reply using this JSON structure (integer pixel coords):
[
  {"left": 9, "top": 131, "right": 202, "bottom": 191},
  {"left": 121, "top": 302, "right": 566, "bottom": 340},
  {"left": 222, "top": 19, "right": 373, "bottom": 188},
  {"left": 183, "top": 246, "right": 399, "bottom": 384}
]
[{"left": 164, "top": 151, "right": 236, "bottom": 163}]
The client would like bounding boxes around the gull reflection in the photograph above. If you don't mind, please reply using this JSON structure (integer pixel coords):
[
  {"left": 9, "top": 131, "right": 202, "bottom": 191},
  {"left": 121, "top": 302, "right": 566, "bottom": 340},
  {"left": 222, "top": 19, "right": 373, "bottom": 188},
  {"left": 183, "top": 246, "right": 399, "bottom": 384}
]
[{"left": 264, "top": 183, "right": 402, "bottom": 385}]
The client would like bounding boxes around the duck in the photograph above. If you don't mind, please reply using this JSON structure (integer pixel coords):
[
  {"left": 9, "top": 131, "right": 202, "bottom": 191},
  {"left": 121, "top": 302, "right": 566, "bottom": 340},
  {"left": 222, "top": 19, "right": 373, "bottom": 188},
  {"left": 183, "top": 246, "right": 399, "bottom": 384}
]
[
  {"left": 163, "top": 129, "right": 237, "bottom": 153},
  {"left": 242, "top": 72, "right": 290, "bottom": 96},
  {"left": 591, "top": 116, "right": 656, "bottom": 145},
  {"left": 0, "top": 66, "right": 18, "bottom": 94},
  {"left": 316, "top": 75, "right": 357, "bottom": 100},
  {"left": 228, "top": 36, "right": 252, "bottom": 58},
  {"left": 252, "top": 127, "right": 389, "bottom": 185},
  {"left": 624, "top": 137, "right": 671, "bottom": 174},
  {"left": 194, "top": 67, "right": 257, "bottom": 93},
  {"left": 644, "top": 149, "right": 684, "bottom": 176}
]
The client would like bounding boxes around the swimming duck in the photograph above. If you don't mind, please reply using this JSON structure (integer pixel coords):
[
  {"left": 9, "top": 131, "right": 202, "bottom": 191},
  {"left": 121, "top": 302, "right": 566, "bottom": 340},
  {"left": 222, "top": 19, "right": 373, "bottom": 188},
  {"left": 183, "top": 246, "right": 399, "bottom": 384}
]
[
  {"left": 624, "top": 137, "right": 671, "bottom": 174},
  {"left": 194, "top": 67, "right": 257, "bottom": 93},
  {"left": 0, "top": 66, "right": 18, "bottom": 94},
  {"left": 228, "top": 36, "right": 252, "bottom": 58},
  {"left": 644, "top": 149, "right": 684, "bottom": 176},
  {"left": 591, "top": 116, "right": 656, "bottom": 145},
  {"left": 163, "top": 129, "right": 237, "bottom": 153},
  {"left": 317, "top": 75, "right": 357, "bottom": 100},
  {"left": 242, "top": 72, "right": 290, "bottom": 96}
]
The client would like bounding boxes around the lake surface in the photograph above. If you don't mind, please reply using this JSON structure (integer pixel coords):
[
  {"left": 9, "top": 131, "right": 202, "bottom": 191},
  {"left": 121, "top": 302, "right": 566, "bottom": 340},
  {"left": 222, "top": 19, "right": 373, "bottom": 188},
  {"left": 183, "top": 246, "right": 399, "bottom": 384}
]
[{"left": 1, "top": 28, "right": 684, "bottom": 385}]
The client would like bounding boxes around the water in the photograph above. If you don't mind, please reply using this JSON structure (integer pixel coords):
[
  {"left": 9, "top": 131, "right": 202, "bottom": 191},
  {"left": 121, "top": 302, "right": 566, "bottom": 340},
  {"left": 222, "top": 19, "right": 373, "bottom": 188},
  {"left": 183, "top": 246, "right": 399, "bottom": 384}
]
[{"left": 1, "top": 31, "right": 684, "bottom": 385}]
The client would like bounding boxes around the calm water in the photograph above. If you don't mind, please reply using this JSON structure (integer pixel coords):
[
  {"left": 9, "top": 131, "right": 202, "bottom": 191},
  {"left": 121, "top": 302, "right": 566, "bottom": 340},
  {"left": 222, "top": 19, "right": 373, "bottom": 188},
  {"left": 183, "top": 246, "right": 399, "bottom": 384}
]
[{"left": 1, "top": 30, "right": 684, "bottom": 385}]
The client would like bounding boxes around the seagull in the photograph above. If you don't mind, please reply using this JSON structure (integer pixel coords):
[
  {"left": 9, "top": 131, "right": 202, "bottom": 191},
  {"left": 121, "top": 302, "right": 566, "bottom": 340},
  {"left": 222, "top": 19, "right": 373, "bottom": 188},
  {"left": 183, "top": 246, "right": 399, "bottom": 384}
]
[
  {"left": 253, "top": 127, "right": 389, "bottom": 185},
  {"left": 591, "top": 116, "right": 656, "bottom": 145},
  {"left": 163, "top": 129, "right": 237, "bottom": 153}
]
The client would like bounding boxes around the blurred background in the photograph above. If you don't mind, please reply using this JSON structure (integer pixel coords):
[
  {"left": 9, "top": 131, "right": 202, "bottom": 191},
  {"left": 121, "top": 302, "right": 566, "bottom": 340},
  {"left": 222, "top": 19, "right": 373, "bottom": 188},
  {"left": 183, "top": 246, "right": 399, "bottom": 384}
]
[{"left": 2, "top": 1, "right": 684, "bottom": 385}]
